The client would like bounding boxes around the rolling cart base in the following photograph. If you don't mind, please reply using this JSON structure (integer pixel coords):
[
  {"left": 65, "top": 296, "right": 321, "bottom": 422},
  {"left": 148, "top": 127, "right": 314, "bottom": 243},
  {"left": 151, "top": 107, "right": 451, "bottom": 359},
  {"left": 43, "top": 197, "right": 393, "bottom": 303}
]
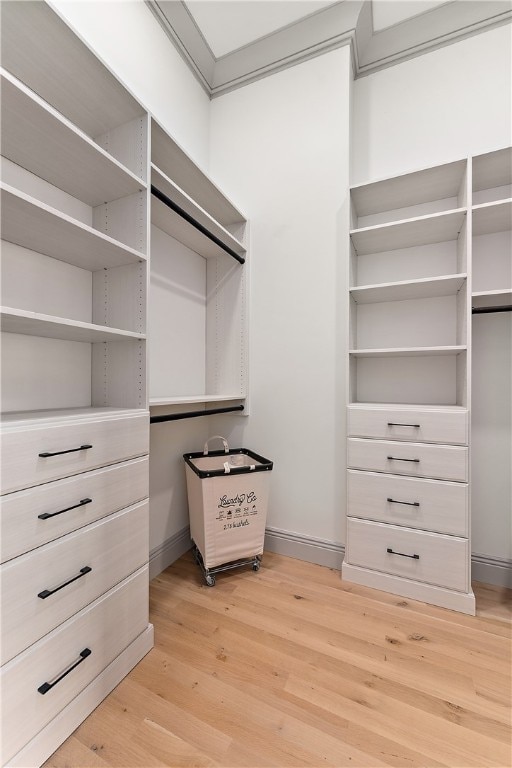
[{"left": 192, "top": 543, "right": 261, "bottom": 586}]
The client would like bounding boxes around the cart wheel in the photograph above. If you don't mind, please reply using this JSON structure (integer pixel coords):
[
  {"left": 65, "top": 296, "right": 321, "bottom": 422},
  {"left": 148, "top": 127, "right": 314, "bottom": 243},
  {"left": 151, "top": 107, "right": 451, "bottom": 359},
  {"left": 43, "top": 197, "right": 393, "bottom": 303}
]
[
  {"left": 252, "top": 561, "right": 261, "bottom": 572},
  {"left": 205, "top": 574, "right": 216, "bottom": 587}
]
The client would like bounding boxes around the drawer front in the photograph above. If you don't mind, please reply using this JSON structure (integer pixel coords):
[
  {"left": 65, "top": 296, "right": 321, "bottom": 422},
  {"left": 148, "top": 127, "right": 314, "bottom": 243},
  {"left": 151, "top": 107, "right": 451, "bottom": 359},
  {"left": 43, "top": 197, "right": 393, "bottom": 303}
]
[
  {"left": 346, "top": 518, "right": 469, "bottom": 592},
  {"left": 348, "top": 438, "right": 468, "bottom": 482},
  {"left": 348, "top": 406, "right": 468, "bottom": 445},
  {"left": 1, "top": 501, "right": 148, "bottom": 665},
  {"left": 347, "top": 470, "right": 468, "bottom": 536},
  {"left": 1, "top": 566, "right": 149, "bottom": 767},
  {"left": 1, "top": 456, "right": 149, "bottom": 563},
  {"left": 1, "top": 412, "right": 149, "bottom": 494}
]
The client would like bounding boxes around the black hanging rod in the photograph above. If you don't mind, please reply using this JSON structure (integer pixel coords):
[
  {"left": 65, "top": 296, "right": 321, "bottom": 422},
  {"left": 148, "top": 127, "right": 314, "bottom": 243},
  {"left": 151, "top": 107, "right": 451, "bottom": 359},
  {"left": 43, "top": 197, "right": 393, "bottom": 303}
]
[
  {"left": 150, "top": 405, "right": 244, "bottom": 424},
  {"left": 472, "top": 305, "right": 512, "bottom": 315},
  {"left": 151, "top": 185, "right": 245, "bottom": 265}
]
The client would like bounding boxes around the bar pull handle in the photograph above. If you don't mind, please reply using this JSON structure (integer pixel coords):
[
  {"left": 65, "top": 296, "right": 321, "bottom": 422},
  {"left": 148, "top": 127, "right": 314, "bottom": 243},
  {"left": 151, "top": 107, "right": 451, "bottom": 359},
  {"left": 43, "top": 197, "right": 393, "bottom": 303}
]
[
  {"left": 387, "top": 498, "right": 420, "bottom": 507},
  {"left": 387, "top": 548, "right": 419, "bottom": 560},
  {"left": 38, "top": 498, "right": 92, "bottom": 520},
  {"left": 387, "top": 422, "right": 420, "bottom": 428},
  {"left": 38, "top": 566, "right": 92, "bottom": 599},
  {"left": 387, "top": 456, "right": 420, "bottom": 463},
  {"left": 38, "top": 648, "right": 91, "bottom": 694},
  {"left": 39, "top": 445, "right": 92, "bottom": 458}
]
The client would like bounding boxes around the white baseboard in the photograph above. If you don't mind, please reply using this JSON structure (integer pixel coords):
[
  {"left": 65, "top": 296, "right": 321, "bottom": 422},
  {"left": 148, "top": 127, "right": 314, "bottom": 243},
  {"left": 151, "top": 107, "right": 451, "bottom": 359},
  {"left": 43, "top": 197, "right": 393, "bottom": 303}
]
[
  {"left": 149, "top": 526, "right": 192, "bottom": 579},
  {"left": 471, "top": 552, "right": 512, "bottom": 588},
  {"left": 264, "top": 526, "right": 344, "bottom": 569},
  {"left": 150, "top": 525, "right": 511, "bottom": 589}
]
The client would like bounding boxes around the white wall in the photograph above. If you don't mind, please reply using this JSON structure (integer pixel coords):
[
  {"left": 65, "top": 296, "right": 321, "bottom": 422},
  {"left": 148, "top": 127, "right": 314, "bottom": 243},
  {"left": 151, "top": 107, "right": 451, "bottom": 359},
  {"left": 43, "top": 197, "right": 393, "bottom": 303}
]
[
  {"left": 52, "top": 0, "right": 211, "bottom": 169},
  {"left": 352, "top": 25, "right": 512, "bottom": 564},
  {"left": 352, "top": 24, "right": 512, "bottom": 184},
  {"left": 209, "top": 48, "right": 351, "bottom": 545}
]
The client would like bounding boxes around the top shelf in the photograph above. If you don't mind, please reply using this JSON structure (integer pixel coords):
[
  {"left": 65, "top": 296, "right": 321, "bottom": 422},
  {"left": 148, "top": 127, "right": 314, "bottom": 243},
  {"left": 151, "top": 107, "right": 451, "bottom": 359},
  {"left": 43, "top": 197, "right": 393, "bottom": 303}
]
[
  {"left": 1, "top": 69, "right": 145, "bottom": 207},
  {"left": 351, "top": 160, "right": 467, "bottom": 223},
  {"left": 151, "top": 119, "right": 246, "bottom": 229},
  {"left": 1, "top": 1, "right": 144, "bottom": 139},
  {"left": 473, "top": 147, "right": 512, "bottom": 195}
]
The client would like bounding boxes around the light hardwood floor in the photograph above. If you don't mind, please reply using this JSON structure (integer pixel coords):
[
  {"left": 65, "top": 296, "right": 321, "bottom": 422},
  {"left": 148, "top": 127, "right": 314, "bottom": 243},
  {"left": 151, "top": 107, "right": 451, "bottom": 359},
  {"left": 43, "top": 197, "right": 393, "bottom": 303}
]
[{"left": 44, "top": 552, "right": 511, "bottom": 768}]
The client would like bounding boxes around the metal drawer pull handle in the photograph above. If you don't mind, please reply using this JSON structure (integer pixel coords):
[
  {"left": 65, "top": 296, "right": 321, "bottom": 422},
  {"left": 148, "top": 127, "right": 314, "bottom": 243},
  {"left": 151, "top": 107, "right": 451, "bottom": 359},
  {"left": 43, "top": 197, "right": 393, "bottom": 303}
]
[
  {"left": 387, "top": 548, "right": 419, "bottom": 560},
  {"left": 39, "top": 444, "right": 92, "bottom": 458},
  {"left": 38, "top": 566, "right": 92, "bottom": 599},
  {"left": 387, "top": 497, "right": 420, "bottom": 507},
  {"left": 38, "top": 648, "right": 92, "bottom": 695},
  {"left": 387, "top": 422, "right": 420, "bottom": 428},
  {"left": 387, "top": 456, "right": 420, "bottom": 463},
  {"left": 38, "top": 498, "right": 92, "bottom": 520}
]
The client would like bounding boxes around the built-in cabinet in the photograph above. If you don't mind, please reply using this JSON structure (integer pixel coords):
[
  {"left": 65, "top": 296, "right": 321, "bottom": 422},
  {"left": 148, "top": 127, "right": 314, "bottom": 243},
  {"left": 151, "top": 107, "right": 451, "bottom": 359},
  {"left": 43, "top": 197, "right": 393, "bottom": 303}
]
[
  {"left": 0, "top": 2, "right": 248, "bottom": 765},
  {"left": 344, "top": 148, "right": 511, "bottom": 614}
]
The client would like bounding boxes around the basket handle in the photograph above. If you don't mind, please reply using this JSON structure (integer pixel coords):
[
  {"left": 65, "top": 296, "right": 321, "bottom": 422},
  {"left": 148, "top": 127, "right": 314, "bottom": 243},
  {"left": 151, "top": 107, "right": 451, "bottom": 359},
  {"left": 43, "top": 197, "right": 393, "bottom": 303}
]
[{"left": 203, "top": 435, "right": 229, "bottom": 455}]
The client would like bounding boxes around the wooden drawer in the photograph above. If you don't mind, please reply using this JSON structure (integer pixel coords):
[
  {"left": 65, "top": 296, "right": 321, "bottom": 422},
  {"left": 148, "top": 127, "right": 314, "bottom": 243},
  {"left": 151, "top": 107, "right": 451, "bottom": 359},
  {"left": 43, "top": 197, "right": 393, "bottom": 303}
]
[
  {"left": 0, "top": 566, "right": 149, "bottom": 767},
  {"left": 346, "top": 518, "right": 469, "bottom": 592},
  {"left": 348, "top": 406, "right": 468, "bottom": 445},
  {"left": 1, "top": 500, "right": 148, "bottom": 665},
  {"left": 1, "top": 456, "right": 148, "bottom": 563},
  {"left": 348, "top": 438, "right": 468, "bottom": 482},
  {"left": 0, "top": 411, "right": 149, "bottom": 494},
  {"left": 347, "top": 470, "right": 468, "bottom": 536}
]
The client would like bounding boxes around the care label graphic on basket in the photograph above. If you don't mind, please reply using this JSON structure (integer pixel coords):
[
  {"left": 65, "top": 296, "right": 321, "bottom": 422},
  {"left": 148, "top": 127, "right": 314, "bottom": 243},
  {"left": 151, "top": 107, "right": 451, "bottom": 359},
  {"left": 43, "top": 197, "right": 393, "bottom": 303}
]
[{"left": 215, "top": 491, "right": 258, "bottom": 525}]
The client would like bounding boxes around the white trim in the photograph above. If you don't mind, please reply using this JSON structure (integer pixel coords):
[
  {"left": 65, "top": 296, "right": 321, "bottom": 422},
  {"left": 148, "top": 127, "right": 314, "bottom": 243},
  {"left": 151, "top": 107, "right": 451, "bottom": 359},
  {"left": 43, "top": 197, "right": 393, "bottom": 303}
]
[
  {"left": 149, "top": 525, "right": 192, "bottom": 579},
  {"left": 144, "top": 0, "right": 512, "bottom": 98},
  {"left": 264, "top": 526, "right": 344, "bottom": 570},
  {"left": 472, "top": 553, "right": 512, "bottom": 588}
]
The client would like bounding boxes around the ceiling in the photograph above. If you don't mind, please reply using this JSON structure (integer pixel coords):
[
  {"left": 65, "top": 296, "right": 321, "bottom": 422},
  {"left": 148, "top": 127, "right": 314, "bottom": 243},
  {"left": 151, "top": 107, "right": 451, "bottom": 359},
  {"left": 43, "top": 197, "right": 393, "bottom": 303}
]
[
  {"left": 184, "top": 0, "right": 450, "bottom": 58},
  {"left": 147, "top": 0, "right": 512, "bottom": 96}
]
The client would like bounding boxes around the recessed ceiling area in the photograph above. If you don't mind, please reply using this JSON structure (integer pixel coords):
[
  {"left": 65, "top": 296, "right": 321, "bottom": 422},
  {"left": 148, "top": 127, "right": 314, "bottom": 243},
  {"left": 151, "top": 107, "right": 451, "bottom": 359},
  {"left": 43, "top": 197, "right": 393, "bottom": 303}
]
[
  {"left": 148, "top": 0, "right": 511, "bottom": 96},
  {"left": 183, "top": 0, "right": 452, "bottom": 57},
  {"left": 185, "top": 0, "right": 337, "bottom": 58}
]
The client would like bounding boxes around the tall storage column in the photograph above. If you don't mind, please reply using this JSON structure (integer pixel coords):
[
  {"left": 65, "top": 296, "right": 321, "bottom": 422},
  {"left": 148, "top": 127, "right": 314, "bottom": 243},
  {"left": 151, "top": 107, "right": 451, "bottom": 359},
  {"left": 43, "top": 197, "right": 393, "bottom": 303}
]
[{"left": 342, "top": 160, "right": 475, "bottom": 615}]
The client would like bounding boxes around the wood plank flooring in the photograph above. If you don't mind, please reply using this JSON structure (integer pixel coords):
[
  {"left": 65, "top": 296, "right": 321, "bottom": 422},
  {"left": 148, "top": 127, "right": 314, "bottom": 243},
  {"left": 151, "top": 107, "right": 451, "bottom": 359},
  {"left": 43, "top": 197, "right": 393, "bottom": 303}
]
[{"left": 44, "top": 552, "right": 511, "bottom": 767}]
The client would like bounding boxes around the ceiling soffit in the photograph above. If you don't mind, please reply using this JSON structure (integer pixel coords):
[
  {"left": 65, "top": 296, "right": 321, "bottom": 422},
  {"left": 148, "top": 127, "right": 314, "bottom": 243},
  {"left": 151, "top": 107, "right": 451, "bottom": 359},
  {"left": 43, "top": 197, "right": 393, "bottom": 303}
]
[{"left": 146, "top": 0, "right": 512, "bottom": 98}]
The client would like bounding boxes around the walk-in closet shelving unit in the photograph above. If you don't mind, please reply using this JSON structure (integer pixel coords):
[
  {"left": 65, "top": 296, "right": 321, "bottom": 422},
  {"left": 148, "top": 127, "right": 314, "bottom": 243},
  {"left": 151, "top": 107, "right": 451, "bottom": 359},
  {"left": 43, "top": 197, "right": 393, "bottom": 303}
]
[
  {"left": 0, "top": 3, "right": 153, "bottom": 766},
  {"left": 149, "top": 118, "right": 249, "bottom": 422},
  {"left": 343, "top": 158, "right": 476, "bottom": 614}
]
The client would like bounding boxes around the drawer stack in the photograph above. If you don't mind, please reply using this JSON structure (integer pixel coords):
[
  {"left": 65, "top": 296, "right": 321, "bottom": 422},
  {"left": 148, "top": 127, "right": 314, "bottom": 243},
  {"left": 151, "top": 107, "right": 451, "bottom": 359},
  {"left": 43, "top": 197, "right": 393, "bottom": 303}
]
[
  {"left": 343, "top": 405, "right": 475, "bottom": 614},
  {"left": 0, "top": 411, "right": 153, "bottom": 767}
]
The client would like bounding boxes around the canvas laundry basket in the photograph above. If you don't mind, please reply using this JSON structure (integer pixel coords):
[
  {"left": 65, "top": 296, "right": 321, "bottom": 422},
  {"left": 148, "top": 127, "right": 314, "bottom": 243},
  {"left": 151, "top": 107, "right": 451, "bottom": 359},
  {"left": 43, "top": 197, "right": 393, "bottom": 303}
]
[{"left": 184, "top": 436, "right": 273, "bottom": 585}]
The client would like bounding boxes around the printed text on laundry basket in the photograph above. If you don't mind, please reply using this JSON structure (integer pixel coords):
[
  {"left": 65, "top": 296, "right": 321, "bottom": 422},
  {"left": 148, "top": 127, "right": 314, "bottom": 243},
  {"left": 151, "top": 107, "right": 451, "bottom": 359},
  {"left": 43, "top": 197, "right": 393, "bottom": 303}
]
[{"left": 218, "top": 491, "right": 257, "bottom": 508}]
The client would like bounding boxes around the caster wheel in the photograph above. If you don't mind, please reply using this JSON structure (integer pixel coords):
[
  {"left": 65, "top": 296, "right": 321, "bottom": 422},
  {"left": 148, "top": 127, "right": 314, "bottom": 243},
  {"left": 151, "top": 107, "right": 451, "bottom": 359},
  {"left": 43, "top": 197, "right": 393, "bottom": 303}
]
[
  {"left": 252, "top": 561, "right": 261, "bottom": 572},
  {"left": 205, "top": 574, "right": 216, "bottom": 587}
]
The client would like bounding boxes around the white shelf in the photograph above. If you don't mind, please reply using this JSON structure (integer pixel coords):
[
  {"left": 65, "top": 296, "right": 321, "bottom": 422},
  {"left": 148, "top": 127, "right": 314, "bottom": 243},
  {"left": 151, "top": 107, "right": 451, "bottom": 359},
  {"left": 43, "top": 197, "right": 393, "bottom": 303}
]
[
  {"left": 151, "top": 119, "right": 245, "bottom": 228},
  {"left": 349, "top": 346, "right": 467, "bottom": 358},
  {"left": 1, "top": 70, "right": 145, "bottom": 208},
  {"left": 472, "top": 199, "right": 512, "bottom": 236},
  {"left": 1, "top": 1, "right": 144, "bottom": 138},
  {"left": 350, "top": 274, "right": 467, "bottom": 304},
  {"left": 1, "top": 184, "right": 146, "bottom": 271},
  {"left": 348, "top": 402, "right": 468, "bottom": 411},
  {"left": 472, "top": 290, "right": 512, "bottom": 309},
  {"left": 1, "top": 307, "right": 146, "bottom": 344},
  {"left": 151, "top": 165, "right": 246, "bottom": 261},
  {"left": 350, "top": 208, "right": 466, "bottom": 256},
  {"left": 473, "top": 147, "right": 512, "bottom": 193},
  {"left": 351, "top": 160, "right": 467, "bottom": 218},
  {"left": 150, "top": 394, "right": 245, "bottom": 407},
  {"left": 1, "top": 407, "right": 147, "bottom": 428}
]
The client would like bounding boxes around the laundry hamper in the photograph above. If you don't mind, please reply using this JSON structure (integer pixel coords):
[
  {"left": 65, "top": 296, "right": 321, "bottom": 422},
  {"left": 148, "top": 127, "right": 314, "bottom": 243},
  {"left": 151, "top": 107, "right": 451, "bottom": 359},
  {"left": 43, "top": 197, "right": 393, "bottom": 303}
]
[{"left": 184, "top": 436, "right": 273, "bottom": 585}]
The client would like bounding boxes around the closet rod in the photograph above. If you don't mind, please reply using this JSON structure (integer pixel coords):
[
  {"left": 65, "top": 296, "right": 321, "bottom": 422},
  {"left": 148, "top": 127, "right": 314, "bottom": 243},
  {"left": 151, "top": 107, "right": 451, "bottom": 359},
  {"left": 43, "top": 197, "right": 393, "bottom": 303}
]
[
  {"left": 151, "top": 185, "right": 245, "bottom": 265},
  {"left": 472, "top": 305, "right": 512, "bottom": 315},
  {"left": 150, "top": 405, "right": 244, "bottom": 424}
]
